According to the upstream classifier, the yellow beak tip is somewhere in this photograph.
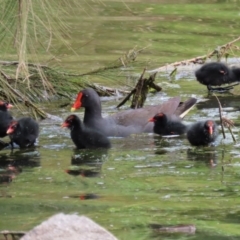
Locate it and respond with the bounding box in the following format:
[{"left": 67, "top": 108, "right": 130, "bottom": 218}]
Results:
[{"left": 71, "top": 108, "right": 76, "bottom": 112}]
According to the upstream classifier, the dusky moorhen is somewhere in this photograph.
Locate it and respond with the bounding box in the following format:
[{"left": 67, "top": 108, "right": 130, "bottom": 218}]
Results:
[
  {"left": 6, "top": 117, "right": 39, "bottom": 149},
  {"left": 0, "top": 101, "right": 13, "bottom": 111},
  {"left": 0, "top": 101, "right": 14, "bottom": 138},
  {"left": 61, "top": 114, "right": 111, "bottom": 149},
  {"left": 195, "top": 62, "right": 240, "bottom": 92},
  {"left": 149, "top": 112, "right": 187, "bottom": 136},
  {"left": 187, "top": 120, "right": 218, "bottom": 146},
  {"left": 71, "top": 88, "right": 197, "bottom": 137}
]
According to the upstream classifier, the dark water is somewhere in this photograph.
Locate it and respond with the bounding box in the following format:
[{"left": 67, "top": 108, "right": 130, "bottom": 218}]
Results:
[{"left": 1, "top": 1, "right": 240, "bottom": 240}]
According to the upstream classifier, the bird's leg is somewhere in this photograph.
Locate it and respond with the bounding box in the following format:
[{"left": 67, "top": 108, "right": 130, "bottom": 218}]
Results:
[{"left": 10, "top": 141, "right": 14, "bottom": 151}]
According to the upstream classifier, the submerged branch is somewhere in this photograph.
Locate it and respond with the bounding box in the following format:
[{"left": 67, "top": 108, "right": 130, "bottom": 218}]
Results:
[{"left": 117, "top": 69, "right": 161, "bottom": 109}]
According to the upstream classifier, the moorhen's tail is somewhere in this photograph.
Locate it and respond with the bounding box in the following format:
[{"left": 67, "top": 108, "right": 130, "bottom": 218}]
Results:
[
  {"left": 175, "top": 98, "right": 197, "bottom": 119},
  {"left": 231, "top": 67, "right": 240, "bottom": 83}
]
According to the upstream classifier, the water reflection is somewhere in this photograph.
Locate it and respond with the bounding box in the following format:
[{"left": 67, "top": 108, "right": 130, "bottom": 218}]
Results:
[
  {"left": 154, "top": 135, "right": 187, "bottom": 155},
  {"left": 197, "top": 95, "right": 240, "bottom": 110},
  {"left": 69, "top": 193, "right": 100, "bottom": 201},
  {"left": 186, "top": 149, "right": 219, "bottom": 167},
  {"left": 0, "top": 140, "right": 9, "bottom": 151},
  {"left": 66, "top": 149, "right": 109, "bottom": 178},
  {"left": 0, "top": 149, "right": 40, "bottom": 186},
  {"left": 66, "top": 149, "right": 108, "bottom": 201},
  {"left": 0, "top": 164, "right": 22, "bottom": 184}
]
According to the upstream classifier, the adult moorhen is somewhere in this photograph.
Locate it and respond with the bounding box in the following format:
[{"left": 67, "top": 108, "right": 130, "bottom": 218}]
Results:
[
  {"left": 71, "top": 88, "right": 197, "bottom": 137},
  {"left": 195, "top": 62, "right": 240, "bottom": 92},
  {"left": 0, "top": 101, "right": 14, "bottom": 138},
  {"left": 149, "top": 112, "right": 187, "bottom": 136},
  {"left": 6, "top": 117, "right": 39, "bottom": 149},
  {"left": 61, "top": 114, "right": 111, "bottom": 149},
  {"left": 187, "top": 120, "right": 218, "bottom": 146}
]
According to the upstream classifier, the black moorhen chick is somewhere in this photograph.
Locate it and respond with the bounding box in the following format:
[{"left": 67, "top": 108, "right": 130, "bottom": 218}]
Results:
[
  {"left": 71, "top": 88, "right": 197, "bottom": 137},
  {"left": 187, "top": 120, "right": 218, "bottom": 146},
  {"left": 0, "top": 101, "right": 13, "bottom": 111},
  {"left": 61, "top": 114, "right": 111, "bottom": 149},
  {"left": 6, "top": 117, "right": 39, "bottom": 149},
  {"left": 195, "top": 62, "right": 240, "bottom": 92},
  {"left": 149, "top": 112, "right": 187, "bottom": 136},
  {"left": 0, "top": 101, "right": 13, "bottom": 138}
]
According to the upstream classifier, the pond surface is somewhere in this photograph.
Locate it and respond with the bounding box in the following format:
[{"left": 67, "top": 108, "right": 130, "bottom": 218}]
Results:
[
  {"left": 1, "top": 92, "right": 240, "bottom": 240},
  {"left": 1, "top": 1, "right": 240, "bottom": 240}
]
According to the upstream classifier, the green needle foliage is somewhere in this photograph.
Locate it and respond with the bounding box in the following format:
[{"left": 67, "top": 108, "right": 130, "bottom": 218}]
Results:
[{"left": 0, "top": 0, "right": 85, "bottom": 118}]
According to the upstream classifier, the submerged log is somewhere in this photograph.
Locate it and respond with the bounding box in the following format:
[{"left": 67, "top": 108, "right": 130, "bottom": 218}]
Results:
[
  {"left": 0, "top": 230, "right": 26, "bottom": 239},
  {"left": 150, "top": 223, "right": 196, "bottom": 234}
]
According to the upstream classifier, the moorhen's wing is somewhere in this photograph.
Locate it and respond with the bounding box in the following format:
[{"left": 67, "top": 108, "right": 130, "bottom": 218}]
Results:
[
  {"left": 174, "top": 97, "right": 197, "bottom": 118},
  {"left": 111, "top": 97, "right": 181, "bottom": 129}
]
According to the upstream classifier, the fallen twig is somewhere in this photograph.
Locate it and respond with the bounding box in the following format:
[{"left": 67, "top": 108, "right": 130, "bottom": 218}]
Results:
[{"left": 148, "top": 36, "right": 240, "bottom": 74}]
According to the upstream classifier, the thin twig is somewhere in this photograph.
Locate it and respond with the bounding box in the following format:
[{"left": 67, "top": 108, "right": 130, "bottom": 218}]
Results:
[
  {"left": 214, "top": 94, "right": 236, "bottom": 142},
  {"left": 116, "top": 89, "right": 136, "bottom": 108},
  {"left": 213, "top": 94, "right": 226, "bottom": 139},
  {"left": 0, "top": 70, "right": 11, "bottom": 80},
  {"left": 228, "top": 126, "right": 236, "bottom": 142}
]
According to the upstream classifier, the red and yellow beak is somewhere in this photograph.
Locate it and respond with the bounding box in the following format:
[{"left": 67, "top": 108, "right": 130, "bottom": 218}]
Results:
[{"left": 71, "top": 92, "right": 83, "bottom": 111}]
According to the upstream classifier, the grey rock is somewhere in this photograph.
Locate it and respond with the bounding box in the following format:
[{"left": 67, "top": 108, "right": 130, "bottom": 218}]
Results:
[{"left": 21, "top": 213, "right": 117, "bottom": 240}]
